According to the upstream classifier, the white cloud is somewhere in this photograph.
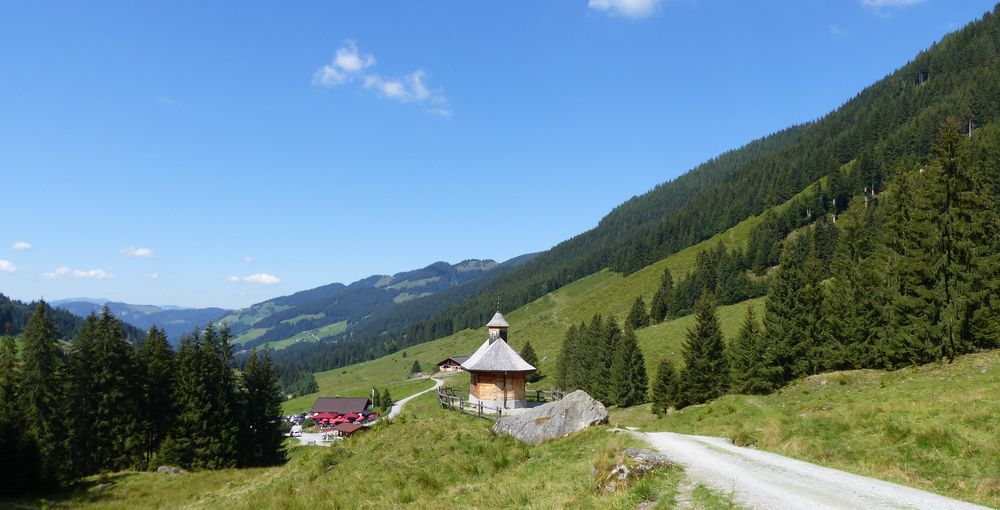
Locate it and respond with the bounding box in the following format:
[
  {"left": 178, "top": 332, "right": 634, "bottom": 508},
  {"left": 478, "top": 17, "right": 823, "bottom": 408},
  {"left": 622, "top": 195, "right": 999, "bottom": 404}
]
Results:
[
  {"left": 363, "top": 70, "right": 440, "bottom": 103},
  {"left": 860, "top": 0, "right": 923, "bottom": 7},
  {"left": 243, "top": 255, "right": 254, "bottom": 264},
  {"left": 829, "top": 24, "right": 847, "bottom": 36},
  {"left": 228, "top": 273, "right": 282, "bottom": 285},
  {"left": 146, "top": 273, "right": 160, "bottom": 279},
  {"left": 122, "top": 246, "right": 155, "bottom": 258},
  {"left": 0, "top": 260, "right": 17, "bottom": 273},
  {"left": 44, "top": 266, "right": 115, "bottom": 279},
  {"left": 314, "top": 41, "right": 449, "bottom": 116},
  {"left": 588, "top": 0, "right": 661, "bottom": 18},
  {"left": 11, "top": 241, "right": 31, "bottom": 251},
  {"left": 313, "top": 40, "right": 375, "bottom": 87}
]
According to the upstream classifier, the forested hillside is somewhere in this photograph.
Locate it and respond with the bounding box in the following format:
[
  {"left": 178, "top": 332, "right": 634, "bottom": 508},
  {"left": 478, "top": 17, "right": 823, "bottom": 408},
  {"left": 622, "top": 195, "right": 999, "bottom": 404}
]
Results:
[
  {"left": 0, "top": 294, "right": 145, "bottom": 343},
  {"left": 53, "top": 300, "right": 230, "bottom": 345},
  {"left": 214, "top": 258, "right": 524, "bottom": 352},
  {"left": 272, "top": 5, "right": 1000, "bottom": 379}
]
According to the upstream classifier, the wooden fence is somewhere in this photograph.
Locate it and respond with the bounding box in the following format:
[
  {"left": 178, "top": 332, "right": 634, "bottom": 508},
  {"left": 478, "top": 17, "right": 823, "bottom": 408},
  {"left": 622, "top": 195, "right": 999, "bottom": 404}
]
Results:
[{"left": 436, "top": 386, "right": 565, "bottom": 420}]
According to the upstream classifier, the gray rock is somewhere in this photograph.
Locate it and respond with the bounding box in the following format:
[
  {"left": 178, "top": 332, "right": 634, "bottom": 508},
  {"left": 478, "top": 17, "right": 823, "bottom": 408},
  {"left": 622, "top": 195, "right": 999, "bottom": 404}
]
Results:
[
  {"left": 156, "top": 465, "right": 186, "bottom": 475},
  {"left": 493, "top": 390, "right": 608, "bottom": 445},
  {"left": 623, "top": 447, "right": 673, "bottom": 475}
]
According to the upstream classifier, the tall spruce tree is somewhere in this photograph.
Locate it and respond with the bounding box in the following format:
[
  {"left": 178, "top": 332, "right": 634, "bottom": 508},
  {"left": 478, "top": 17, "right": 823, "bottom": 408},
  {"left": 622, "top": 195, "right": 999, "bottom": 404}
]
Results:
[
  {"left": 381, "top": 388, "right": 392, "bottom": 413},
  {"left": 888, "top": 118, "right": 1000, "bottom": 364},
  {"left": 626, "top": 296, "right": 650, "bottom": 330},
  {"left": 609, "top": 324, "right": 648, "bottom": 407},
  {"left": 90, "top": 307, "right": 142, "bottom": 472},
  {"left": 649, "top": 268, "right": 675, "bottom": 323},
  {"left": 677, "top": 296, "right": 730, "bottom": 407},
  {"left": 19, "top": 300, "right": 66, "bottom": 485},
  {"left": 136, "top": 325, "right": 175, "bottom": 469},
  {"left": 589, "top": 315, "right": 620, "bottom": 403},
  {"left": 727, "top": 304, "right": 771, "bottom": 394},
  {"left": 0, "top": 333, "right": 43, "bottom": 495},
  {"left": 520, "top": 341, "right": 541, "bottom": 383},
  {"left": 240, "top": 347, "right": 286, "bottom": 467},
  {"left": 650, "top": 357, "right": 679, "bottom": 416},
  {"left": 64, "top": 314, "right": 100, "bottom": 476},
  {"left": 762, "top": 235, "right": 812, "bottom": 386}
]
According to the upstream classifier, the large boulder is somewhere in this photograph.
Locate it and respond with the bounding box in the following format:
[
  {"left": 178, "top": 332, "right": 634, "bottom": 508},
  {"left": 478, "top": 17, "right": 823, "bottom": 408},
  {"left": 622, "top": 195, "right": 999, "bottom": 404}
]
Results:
[{"left": 493, "top": 390, "right": 608, "bottom": 445}]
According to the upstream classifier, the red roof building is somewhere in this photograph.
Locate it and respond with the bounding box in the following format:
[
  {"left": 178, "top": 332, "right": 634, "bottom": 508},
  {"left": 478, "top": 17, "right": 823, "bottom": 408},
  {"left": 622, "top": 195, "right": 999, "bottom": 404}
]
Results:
[{"left": 310, "top": 397, "right": 371, "bottom": 415}]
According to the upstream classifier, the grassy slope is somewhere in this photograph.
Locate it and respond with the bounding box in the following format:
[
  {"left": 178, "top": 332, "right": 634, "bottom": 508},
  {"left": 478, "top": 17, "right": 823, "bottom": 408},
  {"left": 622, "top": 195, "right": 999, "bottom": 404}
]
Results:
[
  {"left": 31, "top": 393, "right": 689, "bottom": 510},
  {"left": 233, "top": 321, "right": 347, "bottom": 352},
  {"left": 288, "top": 207, "right": 771, "bottom": 413},
  {"left": 609, "top": 350, "right": 1000, "bottom": 507}
]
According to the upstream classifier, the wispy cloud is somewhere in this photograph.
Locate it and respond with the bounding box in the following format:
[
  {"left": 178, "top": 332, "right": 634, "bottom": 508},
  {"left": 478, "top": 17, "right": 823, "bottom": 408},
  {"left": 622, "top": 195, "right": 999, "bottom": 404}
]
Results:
[
  {"left": 829, "top": 24, "right": 847, "bottom": 36},
  {"left": 11, "top": 241, "right": 31, "bottom": 251},
  {"left": 122, "top": 246, "right": 155, "bottom": 258},
  {"left": 44, "top": 266, "right": 115, "bottom": 279},
  {"left": 0, "top": 260, "right": 17, "bottom": 273},
  {"left": 228, "top": 273, "right": 282, "bottom": 285},
  {"left": 314, "top": 40, "right": 450, "bottom": 117},
  {"left": 157, "top": 95, "right": 178, "bottom": 106},
  {"left": 313, "top": 40, "right": 376, "bottom": 87},
  {"left": 145, "top": 273, "right": 160, "bottom": 280},
  {"left": 588, "top": 0, "right": 661, "bottom": 18},
  {"left": 243, "top": 255, "right": 254, "bottom": 264}
]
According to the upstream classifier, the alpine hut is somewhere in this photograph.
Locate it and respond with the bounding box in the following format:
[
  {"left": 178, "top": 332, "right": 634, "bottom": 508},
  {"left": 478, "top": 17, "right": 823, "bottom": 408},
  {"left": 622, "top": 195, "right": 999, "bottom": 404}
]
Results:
[{"left": 461, "top": 310, "right": 536, "bottom": 409}]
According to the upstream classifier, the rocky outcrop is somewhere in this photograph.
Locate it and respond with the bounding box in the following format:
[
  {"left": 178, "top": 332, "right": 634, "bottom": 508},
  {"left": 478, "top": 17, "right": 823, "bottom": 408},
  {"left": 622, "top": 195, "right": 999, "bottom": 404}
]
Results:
[
  {"left": 493, "top": 390, "right": 608, "bottom": 445},
  {"left": 596, "top": 448, "right": 675, "bottom": 495},
  {"left": 156, "top": 465, "right": 186, "bottom": 475}
]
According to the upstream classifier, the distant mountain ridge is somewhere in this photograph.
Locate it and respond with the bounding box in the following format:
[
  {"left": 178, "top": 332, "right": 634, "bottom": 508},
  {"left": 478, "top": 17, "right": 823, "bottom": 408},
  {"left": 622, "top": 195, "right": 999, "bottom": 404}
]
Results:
[
  {"left": 219, "top": 258, "right": 519, "bottom": 350},
  {"left": 53, "top": 300, "right": 230, "bottom": 345}
]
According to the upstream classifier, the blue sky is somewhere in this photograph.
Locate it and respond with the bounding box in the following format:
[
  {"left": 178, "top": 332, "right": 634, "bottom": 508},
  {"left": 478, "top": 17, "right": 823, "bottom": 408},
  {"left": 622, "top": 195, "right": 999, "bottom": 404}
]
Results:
[{"left": 0, "top": 0, "right": 994, "bottom": 309}]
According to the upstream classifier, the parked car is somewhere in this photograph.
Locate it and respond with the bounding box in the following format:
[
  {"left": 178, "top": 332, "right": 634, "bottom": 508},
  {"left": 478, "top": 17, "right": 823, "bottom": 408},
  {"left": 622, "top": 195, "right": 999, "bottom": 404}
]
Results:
[{"left": 290, "top": 424, "right": 302, "bottom": 437}]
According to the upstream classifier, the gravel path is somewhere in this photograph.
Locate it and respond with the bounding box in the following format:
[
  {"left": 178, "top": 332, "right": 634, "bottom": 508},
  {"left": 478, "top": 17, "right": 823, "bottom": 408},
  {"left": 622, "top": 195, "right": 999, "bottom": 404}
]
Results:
[
  {"left": 386, "top": 377, "right": 443, "bottom": 419},
  {"left": 642, "top": 431, "right": 990, "bottom": 510}
]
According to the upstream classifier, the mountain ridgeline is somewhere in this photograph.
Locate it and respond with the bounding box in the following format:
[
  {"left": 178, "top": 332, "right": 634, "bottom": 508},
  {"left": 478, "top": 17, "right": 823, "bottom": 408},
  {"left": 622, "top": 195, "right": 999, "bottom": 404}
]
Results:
[
  {"left": 219, "top": 258, "right": 520, "bottom": 351},
  {"left": 269, "top": 6, "right": 1000, "bottom": 377},
  {"left": 52, "top": 300, "right": 229, "bottom": 345}
]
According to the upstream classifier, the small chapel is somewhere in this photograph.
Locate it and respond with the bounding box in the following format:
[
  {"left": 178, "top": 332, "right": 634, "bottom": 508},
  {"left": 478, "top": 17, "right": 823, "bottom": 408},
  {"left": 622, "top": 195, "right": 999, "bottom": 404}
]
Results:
[{"left": 460, "top": 310, "right": 536, "bottom": 409}]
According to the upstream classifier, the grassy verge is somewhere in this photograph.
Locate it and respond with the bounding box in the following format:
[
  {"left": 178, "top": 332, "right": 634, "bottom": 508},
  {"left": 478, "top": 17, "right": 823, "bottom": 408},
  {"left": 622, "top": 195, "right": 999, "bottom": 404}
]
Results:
[
  {"left": 282, "top": 376, "right": 435, "bottom": 414},
  {"left": 610, "top": 350, "right": 1000, "bottom": 507},
  {"left": 23, "top": 392, "right": 684, "bottom": 509}
]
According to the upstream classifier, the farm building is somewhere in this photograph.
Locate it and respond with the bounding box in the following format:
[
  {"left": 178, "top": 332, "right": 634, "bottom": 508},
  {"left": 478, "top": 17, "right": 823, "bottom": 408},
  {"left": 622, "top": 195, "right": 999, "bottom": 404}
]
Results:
[
  {"left": 331, "top": 422, "right": 365, "bottom": 437},
  {"left": 461, "top": 311, "right": 536, "bottom": 409},
  {"left": 310, "top": 397, "right": 371, "bottom": 415},
  {"left": 436, "top": 355, "right": 469, "bottom": 372}
]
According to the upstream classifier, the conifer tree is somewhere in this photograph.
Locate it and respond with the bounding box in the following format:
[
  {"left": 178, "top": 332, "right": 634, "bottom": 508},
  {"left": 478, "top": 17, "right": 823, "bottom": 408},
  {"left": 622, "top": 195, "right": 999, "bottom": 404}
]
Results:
[
  {"left": 627, "top": 296, "right": 650, "bottom": 330},
  {"left": 381, "top": 388, "right": 392, "bottom": 413},
  {"left": 727, "top": 304, "right": 771, "bottom": 394},
  {"left": 589, "top": 315, "right": 620, "bottom": 403},
  {"left": 0, "top": 334, "right": 43, "bottom": 495},
  {"left": 556, "top": 323, "right": 585, "bottom": 391},
  {"left": 609, "top": 324, "right": 648, "bottom": 407},
  {"left": 649, "top": 268, "right": 675, "bottom": 323},
  {"left": 677, "top": 296, "right": 730, "bottom": 407},
  {"left": 158, "top": 335, "right": 204, "bottom": 469},
  {"left": 888, "top": 118, "right": 1000, "bottom": 364},
  {"left": 650, "top": 357, "right": 679, "bottom": 416},
  {"left": 90, "top": 307, "right": 142, "bottom": 472},
  {"left": 19, "top": 300, "right": 66, "bottom": 485},
  {"left": 762, "top": 235, "right": 812, "bottom": 386},
  {"left": 520, "top": 341, "right": 541, "bottom": 383},
  {"left": 240, "top": 347, "right": 286, "bottom": 466},
  {"left": 136, "top": 325, "right": 175, "bottom": 469},
  {"left": 372, "top": 387, "right": 381, "bottom": 409},
  {"left": 64, "top": 314, "right": 100, "bottom": 476},
  {"left": 410, "top": 360, "right": 422, "bottom": 375}
]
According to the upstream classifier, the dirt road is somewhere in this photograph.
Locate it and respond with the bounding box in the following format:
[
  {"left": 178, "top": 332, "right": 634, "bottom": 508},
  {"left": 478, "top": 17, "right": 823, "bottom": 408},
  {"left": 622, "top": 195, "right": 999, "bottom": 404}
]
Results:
[{"left": 642, "top": 431, "right": 990, "bottom": 510}]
